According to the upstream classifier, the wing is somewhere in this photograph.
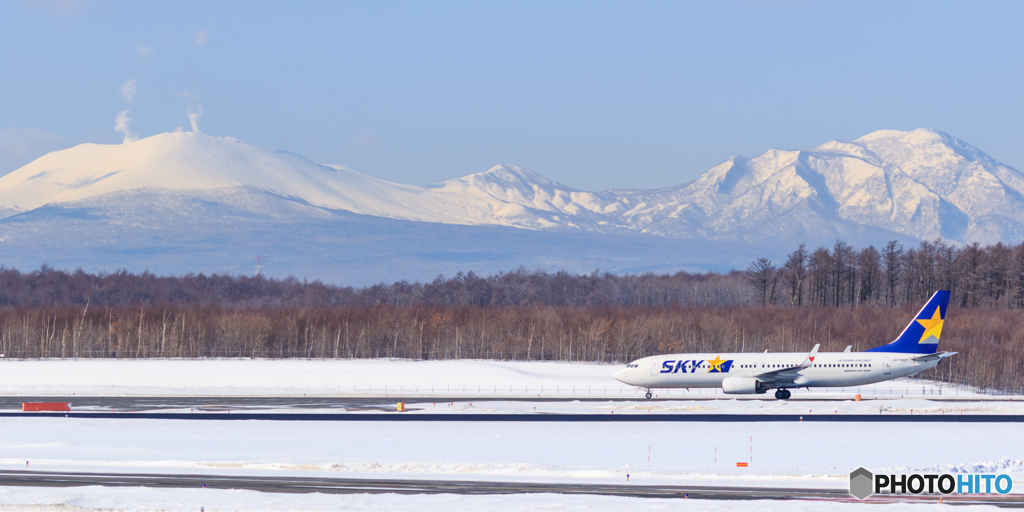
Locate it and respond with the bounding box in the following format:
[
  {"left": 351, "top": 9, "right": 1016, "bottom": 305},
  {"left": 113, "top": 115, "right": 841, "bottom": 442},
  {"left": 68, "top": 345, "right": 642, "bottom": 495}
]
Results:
[
  {"left": 753, "top": 367, "right": 804, "bottom": 388},
  {"left": 753, "top": 344, "right": 819, "bottom": 388}
]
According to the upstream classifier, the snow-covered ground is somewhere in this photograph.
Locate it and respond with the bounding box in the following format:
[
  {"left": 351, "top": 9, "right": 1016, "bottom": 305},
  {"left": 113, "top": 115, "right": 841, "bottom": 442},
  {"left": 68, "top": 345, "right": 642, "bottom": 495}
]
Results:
[
  {"left": 0, "top": 358, "right": 993, "bottom": 399},
  {"left": 0, "top": 486, "right": 1003, "bottom": 512},
  {"left": 0, "top": 417, "right": 1021, "bottom": 510},
  {"left": 1, "top": 417, "right": 1021, "bottom": 485}
]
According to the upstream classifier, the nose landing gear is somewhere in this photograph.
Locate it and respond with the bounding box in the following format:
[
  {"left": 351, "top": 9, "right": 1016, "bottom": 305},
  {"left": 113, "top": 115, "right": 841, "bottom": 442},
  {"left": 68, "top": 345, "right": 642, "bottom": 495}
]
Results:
[
  {"left": 774, "top": 389, "right": 791, "bottom": 400},
  {"left": 645, "top": 390, "right": 653, "bottom": 399}
]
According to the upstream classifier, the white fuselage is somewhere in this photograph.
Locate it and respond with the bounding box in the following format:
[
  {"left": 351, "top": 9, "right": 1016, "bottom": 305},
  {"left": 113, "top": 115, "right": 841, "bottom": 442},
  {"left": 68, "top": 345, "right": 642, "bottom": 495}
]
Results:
[{"left": 613, "top": 351, "right": 940, "bottom": 390}]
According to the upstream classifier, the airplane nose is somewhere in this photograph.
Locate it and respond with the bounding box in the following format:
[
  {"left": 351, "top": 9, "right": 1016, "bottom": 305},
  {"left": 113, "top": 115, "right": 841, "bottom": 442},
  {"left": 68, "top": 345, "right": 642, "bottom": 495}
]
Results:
[{"left": 613, "top": 368, "right": 628, "bottom": 383}]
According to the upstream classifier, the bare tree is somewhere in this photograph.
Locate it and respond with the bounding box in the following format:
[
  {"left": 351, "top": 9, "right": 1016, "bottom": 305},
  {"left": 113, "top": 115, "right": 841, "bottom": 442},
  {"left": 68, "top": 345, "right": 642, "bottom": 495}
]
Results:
[
  {"left": 808, "top": 247, "right": 832, "bottom": 306},
  {"left": 746, "top": 258, "right": 778, "bottom": 307},
  {"left": 783, "top": 244, "right": 807, "bottom": 306},
  {"left": 883, "top": 240, "right": 903, "bottom": 306},
  {"left": 831, "top": 240, "right": 854, "bottom": 306},
  {"left": 857, "top": 246, "right": 882, "bottom": 305}
]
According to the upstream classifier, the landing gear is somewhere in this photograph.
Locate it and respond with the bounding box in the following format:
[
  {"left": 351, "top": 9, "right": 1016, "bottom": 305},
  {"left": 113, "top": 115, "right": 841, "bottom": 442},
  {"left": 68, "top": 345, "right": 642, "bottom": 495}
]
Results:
[
  {"left": 774, "top": 389, "right": 791, "bottom": 400},
  {"left": 645, "top": 390, "right": 653, "bottom": 399}
]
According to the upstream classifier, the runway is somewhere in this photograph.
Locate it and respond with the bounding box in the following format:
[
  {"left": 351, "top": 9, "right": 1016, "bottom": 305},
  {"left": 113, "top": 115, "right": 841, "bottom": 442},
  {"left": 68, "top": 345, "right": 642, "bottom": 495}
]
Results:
[
  {"left": 0, "top": 470, "right": 1020, "bottom": 507},
  {"left": 0, "top": 395, "right": 1014, "bottom": 412},
  {"left": 1, "top": 395, "right": 1019, "bottom": 421},
  {"left": 1, "top": 411, "right": 1022, "bottom": 421}
]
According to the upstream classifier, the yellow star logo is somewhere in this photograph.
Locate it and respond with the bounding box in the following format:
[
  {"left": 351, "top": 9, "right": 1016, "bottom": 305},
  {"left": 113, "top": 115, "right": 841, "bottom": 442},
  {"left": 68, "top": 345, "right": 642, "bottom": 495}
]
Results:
[
  {"left": 707, "top": 355, "right": 726, "bottom": 372},
  {"left": 916, "top": 308, "right": 944, "bottom": 343}
]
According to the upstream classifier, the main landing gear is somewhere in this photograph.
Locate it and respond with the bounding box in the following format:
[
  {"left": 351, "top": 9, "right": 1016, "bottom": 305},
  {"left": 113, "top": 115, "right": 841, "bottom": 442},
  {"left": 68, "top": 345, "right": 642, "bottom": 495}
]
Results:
[
  {"left": 774, "top": 389, "right": 791, "bottom": 400},
  {"left": 645, "top": 389, "right": 653, "bottom": 399}
]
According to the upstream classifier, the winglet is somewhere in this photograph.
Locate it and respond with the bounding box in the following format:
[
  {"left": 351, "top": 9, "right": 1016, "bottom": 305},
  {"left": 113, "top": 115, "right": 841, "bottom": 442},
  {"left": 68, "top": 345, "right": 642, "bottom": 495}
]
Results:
[{"left": 799, "top": 344, "right": 820, "bottom": 368}]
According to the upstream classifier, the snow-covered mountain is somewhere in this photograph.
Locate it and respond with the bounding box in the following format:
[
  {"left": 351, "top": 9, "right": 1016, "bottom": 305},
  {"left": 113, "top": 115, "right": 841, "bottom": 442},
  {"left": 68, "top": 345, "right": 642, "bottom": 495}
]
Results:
[
  {"left": 0, "top": 128, "right": 1019, "bottom": 283},
  {"left": 0, "top": 132, "right": 624, "bottom": 231},
  {"left": 645, "top": 129, "right": 1024, "bottom": 244},
  {"left": 442, "top": 128, "right": 1024, "bottom": 244}
]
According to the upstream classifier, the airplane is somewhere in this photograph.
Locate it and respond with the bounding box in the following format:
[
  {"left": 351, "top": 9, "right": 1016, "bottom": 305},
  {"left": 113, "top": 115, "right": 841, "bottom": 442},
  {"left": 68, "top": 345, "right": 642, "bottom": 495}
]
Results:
[{"left": 613, "top": 290, "right": 955, "bottom": 399}]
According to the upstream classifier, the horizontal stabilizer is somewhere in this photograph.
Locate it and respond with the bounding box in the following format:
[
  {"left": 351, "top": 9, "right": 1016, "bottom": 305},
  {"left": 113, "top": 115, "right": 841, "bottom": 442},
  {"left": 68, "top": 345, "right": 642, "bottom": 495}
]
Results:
[{"left": 912, "top": 351, "right": 957, "bottom": 363}]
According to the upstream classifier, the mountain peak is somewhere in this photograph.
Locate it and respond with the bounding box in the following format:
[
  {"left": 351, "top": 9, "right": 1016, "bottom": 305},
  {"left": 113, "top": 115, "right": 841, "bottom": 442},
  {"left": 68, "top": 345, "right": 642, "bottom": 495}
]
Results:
[
  {"left": 855, "top": 128, "right": 943, "bottom": 144},
  {"left": 446, "top": 164, "right": 567, "bottom": 190},
  {"left": 0, "top": 131, "right": 406, "bottom": 215},
  {"left": 849, "top": 128, "right": 1000, "bottom": 168}
]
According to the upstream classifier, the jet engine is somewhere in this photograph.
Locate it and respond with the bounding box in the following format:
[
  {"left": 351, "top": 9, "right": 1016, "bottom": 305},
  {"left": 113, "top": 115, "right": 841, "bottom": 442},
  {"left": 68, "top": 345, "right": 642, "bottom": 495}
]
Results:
[{"left": 722, "top": 376, "right": 766, "bottom": 394}]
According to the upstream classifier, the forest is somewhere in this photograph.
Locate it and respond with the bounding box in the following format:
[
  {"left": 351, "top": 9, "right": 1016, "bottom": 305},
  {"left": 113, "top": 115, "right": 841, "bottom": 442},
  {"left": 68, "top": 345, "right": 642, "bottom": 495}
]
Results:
[{"left": 0, "top": 238, "right": 1022, "bottom": 393}]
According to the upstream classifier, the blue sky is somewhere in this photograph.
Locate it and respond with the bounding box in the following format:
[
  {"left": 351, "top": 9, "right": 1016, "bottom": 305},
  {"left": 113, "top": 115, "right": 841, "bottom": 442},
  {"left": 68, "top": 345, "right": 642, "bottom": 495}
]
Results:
[{"left": 1, "top": 0, "right": 1022, "bottom": 190}]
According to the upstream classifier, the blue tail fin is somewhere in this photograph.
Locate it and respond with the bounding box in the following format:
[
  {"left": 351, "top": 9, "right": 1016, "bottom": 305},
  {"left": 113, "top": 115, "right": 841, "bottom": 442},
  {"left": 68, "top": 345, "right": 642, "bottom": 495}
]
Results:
[{"left": 866, "top": 291, "right": 949, "bottom": 354}]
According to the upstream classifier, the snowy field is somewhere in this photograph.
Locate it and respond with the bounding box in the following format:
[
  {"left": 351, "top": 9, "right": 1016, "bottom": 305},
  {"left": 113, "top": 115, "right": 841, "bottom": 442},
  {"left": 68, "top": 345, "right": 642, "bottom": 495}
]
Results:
[{"left": 0, "top": 358, "right": 993, "bottom": 399}]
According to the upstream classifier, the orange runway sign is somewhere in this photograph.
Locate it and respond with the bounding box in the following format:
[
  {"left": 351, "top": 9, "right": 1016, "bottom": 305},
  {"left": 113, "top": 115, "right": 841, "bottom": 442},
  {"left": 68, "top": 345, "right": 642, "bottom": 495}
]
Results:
[{"left": 22, "top": 402, "right": 70, "bottom": 412}]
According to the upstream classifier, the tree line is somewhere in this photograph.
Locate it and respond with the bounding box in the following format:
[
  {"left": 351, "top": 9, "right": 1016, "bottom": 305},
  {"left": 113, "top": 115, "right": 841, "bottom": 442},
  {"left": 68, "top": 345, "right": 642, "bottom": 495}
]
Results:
[
  {"left": 8, "top": 238, "right": 1023, "bottom": 311},
  {"left": 2, "top": 237, "right": 1024, "bottom": 394},
  {"left": 747, "top": 239, "right": 1024, "bottom": 309},
  {"left": 0, "top": 264, "right": 748, "bottom": 309},
  {"left": 0, "top": 301, "right": 1018, "bottom": 393}
]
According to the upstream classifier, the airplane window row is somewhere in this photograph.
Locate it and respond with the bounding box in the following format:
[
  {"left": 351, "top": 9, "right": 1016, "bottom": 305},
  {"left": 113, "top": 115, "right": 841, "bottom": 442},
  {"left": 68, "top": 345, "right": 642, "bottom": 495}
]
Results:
[
  {"left": 625, "top": 361, "right": 875, "bottom": 370},
  {"left": 733, "top": 363, "right": 873, "bottom": 369}
]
